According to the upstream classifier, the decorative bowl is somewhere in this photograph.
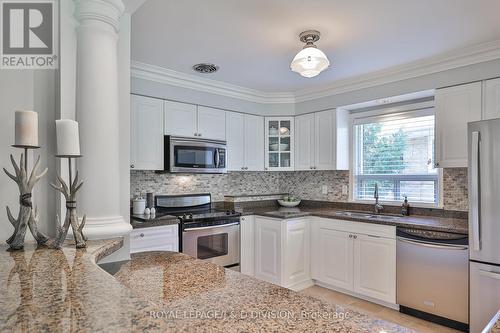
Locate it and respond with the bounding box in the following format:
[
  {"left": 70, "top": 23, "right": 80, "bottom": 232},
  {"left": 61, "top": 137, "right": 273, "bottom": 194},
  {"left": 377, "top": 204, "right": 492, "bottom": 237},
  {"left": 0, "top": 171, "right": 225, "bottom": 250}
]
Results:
[{"left": 277, "top": 199, "right": 301, "bottom": 207}]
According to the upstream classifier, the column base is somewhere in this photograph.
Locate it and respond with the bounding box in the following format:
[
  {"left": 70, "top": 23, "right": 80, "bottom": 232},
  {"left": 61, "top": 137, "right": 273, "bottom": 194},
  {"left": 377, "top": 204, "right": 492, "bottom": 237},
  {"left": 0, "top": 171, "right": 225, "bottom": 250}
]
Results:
[{"left": 79, "top": 216, "right": 132, "bottom": 239}]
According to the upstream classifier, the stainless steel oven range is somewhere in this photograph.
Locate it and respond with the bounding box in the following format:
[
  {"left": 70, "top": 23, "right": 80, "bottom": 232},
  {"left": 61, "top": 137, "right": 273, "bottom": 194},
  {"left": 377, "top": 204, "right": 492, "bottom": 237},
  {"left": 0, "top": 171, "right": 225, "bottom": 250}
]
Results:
[{"left": 154, "top": 193, "right": 240, "bottom": 268}]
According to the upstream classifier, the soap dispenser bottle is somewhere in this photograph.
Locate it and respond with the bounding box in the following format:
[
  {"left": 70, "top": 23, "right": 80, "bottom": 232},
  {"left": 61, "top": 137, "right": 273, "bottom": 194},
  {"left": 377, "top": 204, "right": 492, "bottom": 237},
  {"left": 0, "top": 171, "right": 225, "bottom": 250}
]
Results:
[{"left": 401, "top": 196, "right": 410, "bottom": 216}]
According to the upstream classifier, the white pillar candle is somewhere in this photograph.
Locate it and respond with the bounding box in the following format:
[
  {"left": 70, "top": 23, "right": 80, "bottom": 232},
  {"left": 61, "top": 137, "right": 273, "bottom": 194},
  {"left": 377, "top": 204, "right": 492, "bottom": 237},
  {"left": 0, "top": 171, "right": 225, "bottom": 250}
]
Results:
[
  {"left": 15, "top": 110, "right": 38, "bottom": 147},
  {"left": 56, "top": 119, "right": 81, "bottom": 156}
]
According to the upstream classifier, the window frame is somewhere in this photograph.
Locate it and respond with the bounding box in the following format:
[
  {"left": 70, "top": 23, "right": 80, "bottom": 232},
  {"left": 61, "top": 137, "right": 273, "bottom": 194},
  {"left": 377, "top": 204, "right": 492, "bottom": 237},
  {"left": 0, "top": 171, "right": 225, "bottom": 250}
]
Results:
[{"left": 348, "top": 101, "right": 443, "bottom": 208}]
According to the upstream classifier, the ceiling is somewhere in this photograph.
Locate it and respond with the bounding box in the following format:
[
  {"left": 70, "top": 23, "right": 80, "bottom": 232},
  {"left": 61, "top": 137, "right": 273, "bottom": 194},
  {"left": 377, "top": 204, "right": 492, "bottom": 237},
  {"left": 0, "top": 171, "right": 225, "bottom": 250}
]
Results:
[{"left": 131, "top": 0, "right": 500, "bottom": 93}]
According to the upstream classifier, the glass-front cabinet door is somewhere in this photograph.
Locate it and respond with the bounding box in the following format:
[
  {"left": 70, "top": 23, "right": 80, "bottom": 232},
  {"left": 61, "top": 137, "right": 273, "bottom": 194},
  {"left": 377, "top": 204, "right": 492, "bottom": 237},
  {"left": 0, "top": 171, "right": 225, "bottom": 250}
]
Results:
[{"left": 265, "top": 117, "right": 294, "bottom": 171}]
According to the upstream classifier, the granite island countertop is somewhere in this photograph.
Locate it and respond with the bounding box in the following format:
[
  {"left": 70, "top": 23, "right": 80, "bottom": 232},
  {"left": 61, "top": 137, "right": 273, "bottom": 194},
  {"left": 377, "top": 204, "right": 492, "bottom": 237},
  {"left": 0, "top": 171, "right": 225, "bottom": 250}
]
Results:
[
  {"left": 484, "top": 310, "right": 500, "bottom": 333},
  {"left": 236, "top": 205, "right": 468, "bottom": 235},
  {"left": 0, "top": 239, "right": 416, "bottom": 332}
]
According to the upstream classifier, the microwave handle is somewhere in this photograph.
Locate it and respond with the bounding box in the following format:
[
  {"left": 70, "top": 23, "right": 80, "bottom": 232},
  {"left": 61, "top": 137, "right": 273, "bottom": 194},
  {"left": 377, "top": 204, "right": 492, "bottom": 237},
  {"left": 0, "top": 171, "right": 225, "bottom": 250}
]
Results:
[{"left": 215, "top": 149, "right": 220, "bottom": 168}]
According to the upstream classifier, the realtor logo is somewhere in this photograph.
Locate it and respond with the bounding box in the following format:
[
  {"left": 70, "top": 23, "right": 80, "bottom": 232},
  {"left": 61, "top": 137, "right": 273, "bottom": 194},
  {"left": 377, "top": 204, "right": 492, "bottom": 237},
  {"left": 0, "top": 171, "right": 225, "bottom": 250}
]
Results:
[{"left": 1, "top": 0, "right": 58, "bottom": 69}]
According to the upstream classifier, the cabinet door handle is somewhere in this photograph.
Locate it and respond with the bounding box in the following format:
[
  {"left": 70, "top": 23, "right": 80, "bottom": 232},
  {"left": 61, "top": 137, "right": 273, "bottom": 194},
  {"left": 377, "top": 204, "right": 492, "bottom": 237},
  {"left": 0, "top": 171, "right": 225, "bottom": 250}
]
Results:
[
  {"left": 140, "top": 233, "right": 144, "bottom": 238},
  {"left": 198, "top": 133, "right": 202, "bottom": 137},
  {"left": 353, "top": 235, "right": 357, "bottom": 239},
  {"left": 130, "top": 164, "right": 135, "bottom": 169},
  {"left": 348, "top": 234, "right": 352, "bottom": 238}
]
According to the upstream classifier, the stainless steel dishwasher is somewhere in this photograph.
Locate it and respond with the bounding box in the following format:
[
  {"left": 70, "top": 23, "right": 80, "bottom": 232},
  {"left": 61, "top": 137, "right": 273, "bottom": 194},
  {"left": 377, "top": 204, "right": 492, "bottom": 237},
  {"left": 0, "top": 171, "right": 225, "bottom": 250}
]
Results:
[{"left": 396, "top": 227, "right": 469, "bottom": 332}]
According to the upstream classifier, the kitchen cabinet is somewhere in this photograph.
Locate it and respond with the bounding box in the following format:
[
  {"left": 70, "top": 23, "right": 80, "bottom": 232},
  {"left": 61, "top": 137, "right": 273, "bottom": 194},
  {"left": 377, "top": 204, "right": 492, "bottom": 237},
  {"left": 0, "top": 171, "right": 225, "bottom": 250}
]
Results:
[
  {"left": 197, "top": 106, "right": 226, "bottom": 140},
  {"left": 254, "top": 216, "right": 312, "bottom": 290},
  {"left": 295, "top": 113, "right": 315, "bottom": 170},
  {"left": 240, "top": 215, "right": 255, "bottom": 276},
  {"left": 435, "top": 82, "right": 482, "bottom": 168},
  {"left": 164, "top": 101, "right": 226, "bottom": 140},
  {"left": 353, "top": 234, "right": 396, "bottom": 303},
  {"left": 265, "top": 117, "right": 294, "bottom": 171},
  {"left": 310, "top": 228, "right": 353, "bottom": 290},
  {"left": 130, "top": 95, "right": 164, "bottom": 170},
  {"left": 483, "top": 77, "right": 500, "bottom": 120},
  {"left": 295, "top": 109, "right": 349, "bottom": 171},
  {"left": 310, "top": 218, "right": 396, "bottom": 304},
  {"left": 226, "top": 112, "right": 264, "bottom": 171},
  {"left": 164, "top": 100, "right": 197, "bottom": 138},
  {"left": 130, "top": 224, "right": 179, "bottom": 254}
]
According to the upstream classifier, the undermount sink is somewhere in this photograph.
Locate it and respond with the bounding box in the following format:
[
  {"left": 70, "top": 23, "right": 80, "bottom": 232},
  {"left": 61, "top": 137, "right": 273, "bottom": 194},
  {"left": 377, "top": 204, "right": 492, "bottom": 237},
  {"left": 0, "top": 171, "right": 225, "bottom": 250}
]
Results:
[{"left": 335, "top": 211, "right": 402, "bottom": 221}]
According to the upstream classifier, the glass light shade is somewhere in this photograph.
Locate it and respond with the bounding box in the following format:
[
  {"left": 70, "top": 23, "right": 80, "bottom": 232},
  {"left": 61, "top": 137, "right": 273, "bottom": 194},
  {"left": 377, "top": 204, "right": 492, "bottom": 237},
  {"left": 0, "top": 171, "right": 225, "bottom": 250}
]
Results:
[{"left": 290, "top": 46, "right": 330, "bottom": 78}]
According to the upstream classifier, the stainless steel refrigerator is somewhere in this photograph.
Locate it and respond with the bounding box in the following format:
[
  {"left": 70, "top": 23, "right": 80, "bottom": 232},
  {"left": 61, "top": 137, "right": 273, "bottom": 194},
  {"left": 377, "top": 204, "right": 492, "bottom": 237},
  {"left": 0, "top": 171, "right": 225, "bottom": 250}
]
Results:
[{"left": 468, "top": 118, "right": 500, "bottom": 333}]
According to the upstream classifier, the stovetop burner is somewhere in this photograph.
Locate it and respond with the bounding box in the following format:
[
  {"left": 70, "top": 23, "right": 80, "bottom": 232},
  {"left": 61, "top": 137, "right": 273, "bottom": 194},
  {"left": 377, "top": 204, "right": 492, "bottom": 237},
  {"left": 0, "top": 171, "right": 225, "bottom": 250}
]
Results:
[{"left": 153, "top": 193, "right": 240, "bottom": 228}]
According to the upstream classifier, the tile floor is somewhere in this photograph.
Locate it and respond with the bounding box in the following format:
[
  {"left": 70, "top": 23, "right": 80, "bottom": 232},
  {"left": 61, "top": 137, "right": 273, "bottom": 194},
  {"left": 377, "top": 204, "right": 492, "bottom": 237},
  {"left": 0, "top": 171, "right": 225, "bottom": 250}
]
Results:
[{"left": 300, "top": 286, "right": 461, "bottom": 333}]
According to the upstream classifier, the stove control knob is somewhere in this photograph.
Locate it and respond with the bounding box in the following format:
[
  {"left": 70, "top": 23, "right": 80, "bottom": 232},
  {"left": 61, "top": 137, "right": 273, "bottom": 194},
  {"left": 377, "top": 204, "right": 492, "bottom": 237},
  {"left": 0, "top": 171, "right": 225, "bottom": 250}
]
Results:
[
  {"left": 225, "top": 210, "right": 230, "bottom": 215},
  {"left": 231, "top": 210, "right": 236, "bottom": 214}
]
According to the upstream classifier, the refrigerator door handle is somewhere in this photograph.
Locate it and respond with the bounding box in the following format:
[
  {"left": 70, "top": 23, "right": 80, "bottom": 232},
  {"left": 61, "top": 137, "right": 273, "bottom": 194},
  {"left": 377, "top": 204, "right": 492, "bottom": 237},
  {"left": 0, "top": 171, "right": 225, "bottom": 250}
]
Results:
[
  {"left": 479, "top": 269, "right": 500, "bottom": 280},
  {"left": 470, "top": 131, "right": 481, "bottom": 252}
]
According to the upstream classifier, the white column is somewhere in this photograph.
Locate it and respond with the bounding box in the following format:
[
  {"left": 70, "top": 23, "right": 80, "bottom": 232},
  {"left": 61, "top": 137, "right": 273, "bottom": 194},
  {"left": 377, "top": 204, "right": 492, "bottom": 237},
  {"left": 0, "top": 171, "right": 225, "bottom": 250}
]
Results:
[{"left": 73, "top": 0, "right": 131, "bottom": 240}]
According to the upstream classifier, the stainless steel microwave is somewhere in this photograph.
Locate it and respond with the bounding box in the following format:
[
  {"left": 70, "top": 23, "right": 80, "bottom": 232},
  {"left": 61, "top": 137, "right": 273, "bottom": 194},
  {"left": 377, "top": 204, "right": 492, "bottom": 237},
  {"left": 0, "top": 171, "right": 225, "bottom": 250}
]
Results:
[{"left": 164, "top": 136, "right": 227, "bottom": 173}]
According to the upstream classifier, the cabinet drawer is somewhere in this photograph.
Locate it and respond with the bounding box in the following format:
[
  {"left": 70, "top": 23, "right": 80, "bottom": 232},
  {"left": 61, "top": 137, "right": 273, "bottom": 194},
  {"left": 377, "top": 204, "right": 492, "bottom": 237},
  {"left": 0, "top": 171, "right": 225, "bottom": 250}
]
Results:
[
  {"left": 130, "top": 225, "right": 179, "bottom": 253},
  {"left": 312, "top": 217, "right": 395, "bottom": 239}
]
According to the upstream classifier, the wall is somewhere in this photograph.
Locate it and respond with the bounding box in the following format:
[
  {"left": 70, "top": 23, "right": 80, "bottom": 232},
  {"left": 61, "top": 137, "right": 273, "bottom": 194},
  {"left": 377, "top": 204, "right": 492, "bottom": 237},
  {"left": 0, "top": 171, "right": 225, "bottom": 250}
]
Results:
[
  {"left": 131, "top": 168, "right": 468, "bottom": 211},
  {"left": 0, "top": 71, "right": 58, "bottom": 243}
]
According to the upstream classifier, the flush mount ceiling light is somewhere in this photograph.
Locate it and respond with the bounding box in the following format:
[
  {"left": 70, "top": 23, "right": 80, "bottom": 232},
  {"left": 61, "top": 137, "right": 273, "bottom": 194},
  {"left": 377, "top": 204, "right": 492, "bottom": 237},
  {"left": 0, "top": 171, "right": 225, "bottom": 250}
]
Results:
[
  {"left": 193, "top": 63, "right": 219, "bottom": 74},
  {"left": 290, "top": 30, "right": 330, "bottom": 78}
]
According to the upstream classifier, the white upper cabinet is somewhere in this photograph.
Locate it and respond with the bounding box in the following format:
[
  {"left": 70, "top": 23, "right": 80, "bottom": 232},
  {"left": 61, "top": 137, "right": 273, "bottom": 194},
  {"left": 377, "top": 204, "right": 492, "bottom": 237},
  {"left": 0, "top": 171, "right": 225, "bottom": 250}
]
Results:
[
  {"left": 295, "top": 109, "right": 349, "bottom": 171},
  {"left": 164, "top": 102, "right": 226, "bottom": 140},
  {"left": 483, "top": 77, "right": 500, "bottom": 120},
  {"left": 226, "top": 112, "right": 264, "bottom": 171},
  {"left": 244, "top": 114, "right": 265, "bottom": 171},
  {"left": 164, "top": 100, "right": 197, "bottom": 137},
  {"left": 435, "top": 82, "right": 482, "bottom": 168},
  {"left": 315, "top": 110, "right": 336, "bottom": 170},
  {"left": 130, "top": 95, "right": 164, "bottom": 170},
  {"left": 197, "top": 106, "right": 226, "bottom": 140},
  {"left": 265, "top": 117, "right": 294, "bottom": 171},
  {"left": 226, "top": 112, "right": 246, "bottom": 170},
  {"left": 295, "top": 113, "right": 315, "bottom": 171}
]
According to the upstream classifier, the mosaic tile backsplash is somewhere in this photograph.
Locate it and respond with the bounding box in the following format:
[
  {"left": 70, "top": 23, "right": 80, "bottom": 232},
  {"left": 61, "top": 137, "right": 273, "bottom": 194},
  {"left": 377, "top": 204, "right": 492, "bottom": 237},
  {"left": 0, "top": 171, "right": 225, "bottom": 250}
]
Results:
[{"left": 131, "top": 168, "right": 468, "bottom": 211}]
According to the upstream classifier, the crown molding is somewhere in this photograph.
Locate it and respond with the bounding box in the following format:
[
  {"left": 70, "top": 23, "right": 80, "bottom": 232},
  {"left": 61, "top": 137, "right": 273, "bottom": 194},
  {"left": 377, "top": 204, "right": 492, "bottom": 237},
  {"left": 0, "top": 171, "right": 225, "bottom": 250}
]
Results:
[
  {"left": 294, "top": 39, "right": 500, "bottom": 102},
  {"left": 131, "top": 61, "right": 296, "bottom": 104},
  {"left": 131, "top": 39, "right": 500, "bottom": 105}
]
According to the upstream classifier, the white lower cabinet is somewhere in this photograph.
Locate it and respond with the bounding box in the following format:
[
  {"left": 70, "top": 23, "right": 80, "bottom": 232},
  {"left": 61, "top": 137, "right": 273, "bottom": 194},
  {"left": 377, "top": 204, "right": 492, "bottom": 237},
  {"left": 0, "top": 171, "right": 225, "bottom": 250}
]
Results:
[
  {"left": 130, "top": 225, "right": 179, "bottom": 254},
  {"left": 254, "top": 217, "right": 311, "bottom": 290},
  {"left": 311, "top": 218, "right": 396, "bottom": 305},
  {"left": 311, "top": 228, "right": 354, "bottom": 290},
  {"left": 240, "top": 215, "right": 255, "bottom": 276},
  {"left": 353, "top": 234, "right": 396, "bottom": 303}
]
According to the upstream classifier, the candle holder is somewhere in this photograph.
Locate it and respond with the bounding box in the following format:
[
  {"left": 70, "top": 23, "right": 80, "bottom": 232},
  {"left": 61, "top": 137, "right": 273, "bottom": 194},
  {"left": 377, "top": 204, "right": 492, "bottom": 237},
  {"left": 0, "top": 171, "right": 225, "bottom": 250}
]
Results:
[
  {"left": 51, "top": 156, "right": 86, "bottom": 249},
  {"left": 3, "top": 146, "right": 50, "bottom": 250}
]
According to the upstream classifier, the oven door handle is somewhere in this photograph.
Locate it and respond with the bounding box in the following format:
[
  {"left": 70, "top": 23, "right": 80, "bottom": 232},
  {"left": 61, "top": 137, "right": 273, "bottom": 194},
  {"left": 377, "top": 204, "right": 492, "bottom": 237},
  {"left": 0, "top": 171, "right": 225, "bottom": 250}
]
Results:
[{"left": 184, "top": 222, "right": 239, "bottom": 232}]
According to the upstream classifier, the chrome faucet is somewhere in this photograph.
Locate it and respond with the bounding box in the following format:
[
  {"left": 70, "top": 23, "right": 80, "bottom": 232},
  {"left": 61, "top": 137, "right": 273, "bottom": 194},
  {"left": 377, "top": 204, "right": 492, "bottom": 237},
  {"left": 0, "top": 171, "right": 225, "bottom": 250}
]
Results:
[{"left": 374, "top": 183, "right": 383, "bottom": 214}]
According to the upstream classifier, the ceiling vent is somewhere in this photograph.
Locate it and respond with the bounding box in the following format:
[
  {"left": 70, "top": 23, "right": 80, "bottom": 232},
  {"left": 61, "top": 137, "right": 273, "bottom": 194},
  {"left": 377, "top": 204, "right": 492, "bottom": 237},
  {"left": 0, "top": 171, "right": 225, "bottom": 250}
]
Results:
[{"left": 193, "top": 63, "right": 219, "bottom": 74}]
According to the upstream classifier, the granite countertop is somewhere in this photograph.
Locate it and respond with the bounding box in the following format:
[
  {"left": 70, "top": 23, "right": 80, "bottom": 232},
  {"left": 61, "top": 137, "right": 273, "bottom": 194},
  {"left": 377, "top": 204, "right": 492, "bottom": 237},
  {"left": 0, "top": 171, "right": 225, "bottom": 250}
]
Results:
[
  {"left": 130, "top": 213, "right": 179, "bottom": 229},
  {"left": 238, "top": 205, "right": 468, "bottom": 234},
  {"left": 484, "top": 310, "right": 500, "bottom": 333},
  {"left": 0, "top": 239, "right": 415, "bottom": 332}
]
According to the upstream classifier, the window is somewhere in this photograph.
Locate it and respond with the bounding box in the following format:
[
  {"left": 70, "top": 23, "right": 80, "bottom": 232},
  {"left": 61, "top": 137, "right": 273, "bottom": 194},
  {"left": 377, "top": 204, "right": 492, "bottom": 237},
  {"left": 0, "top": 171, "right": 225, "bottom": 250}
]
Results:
[{"left": 353, "top": 109, "right": 438, "bottom": 205}]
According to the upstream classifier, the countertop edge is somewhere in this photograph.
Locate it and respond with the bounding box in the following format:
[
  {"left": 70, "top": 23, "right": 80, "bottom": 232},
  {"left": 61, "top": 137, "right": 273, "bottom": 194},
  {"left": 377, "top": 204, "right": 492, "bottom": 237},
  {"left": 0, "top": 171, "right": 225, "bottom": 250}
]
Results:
[{"left": 241, "top": 210, "right": 468, "bottom": 235}]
